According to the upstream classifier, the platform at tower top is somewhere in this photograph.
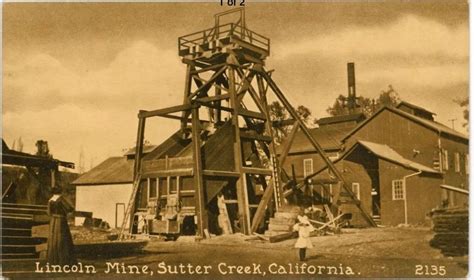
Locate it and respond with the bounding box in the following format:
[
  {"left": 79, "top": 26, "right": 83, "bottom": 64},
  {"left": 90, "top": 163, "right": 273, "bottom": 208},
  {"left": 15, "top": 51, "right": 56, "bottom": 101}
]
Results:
[{"left": 178, "top": 22, "right": 270, "bottom": 63}]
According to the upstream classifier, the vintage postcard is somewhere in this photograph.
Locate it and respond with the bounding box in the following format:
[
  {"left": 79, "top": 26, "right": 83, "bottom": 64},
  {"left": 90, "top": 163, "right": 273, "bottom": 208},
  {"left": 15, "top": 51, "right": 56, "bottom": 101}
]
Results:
[{"left": 1, "top": 1, "right": 470, "bottom": 279}]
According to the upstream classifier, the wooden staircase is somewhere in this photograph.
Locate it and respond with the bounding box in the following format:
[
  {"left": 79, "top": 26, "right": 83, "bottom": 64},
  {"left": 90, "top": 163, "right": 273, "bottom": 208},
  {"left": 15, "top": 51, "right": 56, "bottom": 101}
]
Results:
[{"left": 1, "top": 203, "right": 49, "bottom": 261}]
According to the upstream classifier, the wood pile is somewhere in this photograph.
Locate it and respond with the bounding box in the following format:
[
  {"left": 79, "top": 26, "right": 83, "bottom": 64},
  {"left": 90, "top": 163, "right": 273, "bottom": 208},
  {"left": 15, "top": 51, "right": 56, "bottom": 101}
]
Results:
[
  {"left": 261, "top": 207, "right": 299, "bottom": 243},
  {"left": 429, "top": 208, "right": 468, "bottom": 256}
]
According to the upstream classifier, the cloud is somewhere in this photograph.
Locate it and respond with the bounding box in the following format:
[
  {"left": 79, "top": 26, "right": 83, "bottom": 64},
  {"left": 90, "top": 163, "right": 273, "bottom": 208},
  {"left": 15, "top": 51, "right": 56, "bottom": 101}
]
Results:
[
  {"left": 274, "top": 15, "right": 468, "bottom": 60},
  {"left": 3, "top": 40, "right": 186, "bottom": 167},
  {"left": 3, "top": 40, "right": 185, "bottom": 113}
]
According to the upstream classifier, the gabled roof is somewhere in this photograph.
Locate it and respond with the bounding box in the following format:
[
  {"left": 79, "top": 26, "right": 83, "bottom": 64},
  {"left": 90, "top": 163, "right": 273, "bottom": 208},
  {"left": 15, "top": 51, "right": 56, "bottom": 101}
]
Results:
[
  {"left": 317, "top": 113, "right": 366, "bottom": 126},
  {"left": 341, "top": 106, "right": 468, "bottom": 142},
  {"left": 396, "top": 101, "right": 436, "bottom": 116},
  {"left": 312, "top": 140, "right": 440, "bottom": 177},
  {"left": 356, "top": 140, "right": 439, "bottom": 173},
  {"left": 277, "top": 125, "right": 355, "bottom": 154},
  {"left": 72, "top": 157, "right": 133, "bottom": 185}
]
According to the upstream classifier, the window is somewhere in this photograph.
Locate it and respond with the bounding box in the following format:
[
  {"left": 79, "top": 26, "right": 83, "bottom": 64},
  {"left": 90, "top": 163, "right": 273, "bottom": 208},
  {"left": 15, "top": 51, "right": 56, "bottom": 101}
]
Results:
[
  {"left": 148, "top": 178, "right": 157, "bottom": 199},
  {"left": 303, "top": 159, "right": 313, "bottom": 177},
  {"left": 351, "top": 182, "right": 360, "bottom": 200},
  {"left": 454, "top": 152, "right": 461, "bottom": 173},
  {"left": 466, "top": 154, "right": 469, "bottom": 175},
  {"left": 442, "top": 149, "right": 449, "bottom": 171},
  {"left": 392, "top": 179, "right": 404, "bottom": 200}
]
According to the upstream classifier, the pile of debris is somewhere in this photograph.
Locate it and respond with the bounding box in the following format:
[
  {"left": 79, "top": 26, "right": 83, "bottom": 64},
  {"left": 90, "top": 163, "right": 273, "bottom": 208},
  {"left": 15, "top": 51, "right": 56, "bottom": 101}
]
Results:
[{"left": 429, "top": 208, "right": 468, "bottom": 256}]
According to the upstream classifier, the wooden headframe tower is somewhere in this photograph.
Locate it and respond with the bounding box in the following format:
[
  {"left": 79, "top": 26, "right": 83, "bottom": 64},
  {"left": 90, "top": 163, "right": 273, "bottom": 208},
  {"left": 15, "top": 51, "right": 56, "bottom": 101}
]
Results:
[{"left": 120, "top": 8, "right": 375, "bottom": 239}]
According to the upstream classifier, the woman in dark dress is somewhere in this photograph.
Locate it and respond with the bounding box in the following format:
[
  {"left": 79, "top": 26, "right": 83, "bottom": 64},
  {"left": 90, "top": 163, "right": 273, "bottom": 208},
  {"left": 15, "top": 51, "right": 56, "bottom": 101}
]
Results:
[{"left": 47, "top": 187, "right": 77, "bottom": 265}]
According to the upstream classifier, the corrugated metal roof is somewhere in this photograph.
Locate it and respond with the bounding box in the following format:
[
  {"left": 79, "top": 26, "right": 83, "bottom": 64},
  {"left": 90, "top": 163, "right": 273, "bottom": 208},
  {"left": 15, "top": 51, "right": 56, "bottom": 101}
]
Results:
[
  {"left": 72, "top": 157, "right": 133, "bottom": 185},
  {"left": 342, "top": 106, "right": 468, "bottom": 141},
  {"left": 357, "top": 140, "right": 439, "bottom": 173}
]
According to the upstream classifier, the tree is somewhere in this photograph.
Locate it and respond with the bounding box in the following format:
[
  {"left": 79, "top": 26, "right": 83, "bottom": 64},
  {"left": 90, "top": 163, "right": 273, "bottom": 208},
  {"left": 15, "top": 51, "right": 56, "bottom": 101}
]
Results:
[
  {"left": 269, "top": 101, "right": 314, "bottom": 144},
  {"left": 454, "top": 97, "right": 469, "bottom": 128},
  {"left": 327, "top": 85, "right": 400, "bottom": 117}
]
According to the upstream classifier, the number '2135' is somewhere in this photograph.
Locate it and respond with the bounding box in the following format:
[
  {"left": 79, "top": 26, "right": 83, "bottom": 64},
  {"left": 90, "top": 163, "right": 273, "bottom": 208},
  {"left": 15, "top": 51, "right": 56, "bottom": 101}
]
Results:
[
  {"left": 415, "top": 265, "right": 446, "bottom": 276},
  {"left": 220, "top": 0, "right": 245, "bottom": 6}
]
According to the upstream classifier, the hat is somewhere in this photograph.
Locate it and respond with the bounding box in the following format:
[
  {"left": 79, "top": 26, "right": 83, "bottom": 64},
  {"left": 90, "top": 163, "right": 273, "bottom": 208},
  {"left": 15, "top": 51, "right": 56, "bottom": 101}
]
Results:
[{"left": 297, "top": 215, "right": 310, "bottom": 225}]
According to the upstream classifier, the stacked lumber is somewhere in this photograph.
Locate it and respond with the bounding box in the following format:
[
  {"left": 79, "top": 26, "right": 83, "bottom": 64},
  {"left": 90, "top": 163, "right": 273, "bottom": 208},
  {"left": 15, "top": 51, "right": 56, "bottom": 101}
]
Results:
[
  {"left": 1, "top": 203, "right": 49, "bottom": 261},
  {"left": 429, "top": 208, "right": 468, "bottom": 256},
  {"left": 263, "top": 207, "right": 299, "bottom": 243}
]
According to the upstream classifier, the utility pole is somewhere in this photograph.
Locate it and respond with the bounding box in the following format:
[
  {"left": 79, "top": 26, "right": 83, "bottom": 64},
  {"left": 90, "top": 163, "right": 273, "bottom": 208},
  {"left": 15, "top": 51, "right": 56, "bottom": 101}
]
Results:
[{"left": 448, "top": 118, "right": 457, "bottom": 130}]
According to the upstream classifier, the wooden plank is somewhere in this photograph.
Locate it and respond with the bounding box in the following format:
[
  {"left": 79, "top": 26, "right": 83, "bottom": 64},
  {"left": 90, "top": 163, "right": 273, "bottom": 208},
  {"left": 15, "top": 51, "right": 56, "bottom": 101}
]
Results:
[
  {"left": 189, "top": 66, "right": 228, "bottom": 99},
  {"left": 139, "top": 104, "right": 194, "bottom": 119},
  {"left": 269, "top": 231, "right": 297, "bottom": 243},
  {"left": 250, "top": 181, "right": 274, "bottom": 233},
  {"left": 278, "top": 122, "right": 299, "bottom": 166},
  {"left": 242, "top": 167, "right": 272, "bottom": 176},
  {"left": 141, "top": 168, "right": 193, "bottom": 178},
  {"left": 192, "top": 107, "right": 208, "bottom": 238},
  {"left": 196, "top": 93, "right": 231, "bottom": 103},
  {"left": 31, "top": 224, "right": 49, "bottom": 238},
  {"left": 238, "top": 108, "right": 266, "bottom": 120},
  {"left": 203, "top": 170, "right": 240, "bottom": 177},
  {"left": 73, "top": 211, "right": 92, "bottom": 218}
]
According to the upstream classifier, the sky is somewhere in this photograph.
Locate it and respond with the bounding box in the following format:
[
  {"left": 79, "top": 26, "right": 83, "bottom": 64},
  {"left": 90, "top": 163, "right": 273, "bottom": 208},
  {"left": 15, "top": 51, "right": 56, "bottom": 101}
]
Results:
[{"left": 2, "top": 1, "right": 469, "bottom": 172}]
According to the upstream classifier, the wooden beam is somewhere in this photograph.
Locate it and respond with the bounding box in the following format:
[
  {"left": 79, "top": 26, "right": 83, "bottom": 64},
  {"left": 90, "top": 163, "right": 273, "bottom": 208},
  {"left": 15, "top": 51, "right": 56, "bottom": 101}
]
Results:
[
  {"left": 189, "top": 66, "right": 227, "bottom": 100},
  {"left": 203, "top": 170, "right": 240, "bottom": 177},
  {"left": 193, "top": 75, "right": 229, "bottom": 93},
  {"left": 278, "top": 122, "right": 299, "bottom": 166},
  {"left": 139, "top": 104, "right": 195, "bottom": 118},
  {"left": 141, "top": 168, "right": 193, "bottom": 178},
  {"left": 242, "top": 167, "right": 273, "bottom": 176},
  {"left": 191, "top": 107, "right": 208, "bottom": 238},
  {"left": 260, "top": 68, "right": 376, "bottom": 227},
  {"left": 181, "top": 64, "right": 194, "bottom": 130},
  {"left": 190, "top": 62, "right": 226, "bottom": 74},
  {"left": 196, "top": 93, "right": 231, "bottom": 103},
  {"left": 228, "top": 63, "right": 251, "bottom": 235},
  {"left": 256, "top": 73, "right": 283, "bottom": 209},
  {"left": 238, "top": 108, "right": 267, "bottom": 120},
  {"left": 250, "top": 169, "right": 274, "bottom": 232}
]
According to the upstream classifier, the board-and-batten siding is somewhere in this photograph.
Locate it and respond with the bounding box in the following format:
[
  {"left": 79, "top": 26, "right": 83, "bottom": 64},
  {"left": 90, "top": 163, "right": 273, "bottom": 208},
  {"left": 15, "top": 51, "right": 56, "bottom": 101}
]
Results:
[{"left": 344, "top": 109, "right": 440, "bottom": 170}]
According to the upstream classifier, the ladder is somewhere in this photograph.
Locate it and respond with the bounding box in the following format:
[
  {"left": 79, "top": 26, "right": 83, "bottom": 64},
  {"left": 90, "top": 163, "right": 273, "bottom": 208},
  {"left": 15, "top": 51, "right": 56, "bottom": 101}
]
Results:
[
  {"left": 270, "top": 155, "right": 282, "bottom": 210},
  {"left": 118, "top": 174, "right": 141, "bottom": 240}
]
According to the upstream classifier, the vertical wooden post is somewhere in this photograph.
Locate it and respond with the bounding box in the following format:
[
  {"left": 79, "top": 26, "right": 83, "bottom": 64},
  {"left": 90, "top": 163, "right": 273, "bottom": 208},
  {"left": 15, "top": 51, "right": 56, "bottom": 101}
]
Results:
[
  {"left": 129, "top": 116, "right": 146, "bottom": 234},
  {"left": 192, "top": 106, "right": 208, "bottom": 238},
  {"left": 181, "top": 64, "right": 193, "bottom": 130},
  {"left": 228, "top": 63, "right": 251, "bottom": 235},
  {"left": 50, "top": 169, "right": 56, "bottom": 188},
  {"left": 134, "top": 117, "right": 146, "bottom": 179}
]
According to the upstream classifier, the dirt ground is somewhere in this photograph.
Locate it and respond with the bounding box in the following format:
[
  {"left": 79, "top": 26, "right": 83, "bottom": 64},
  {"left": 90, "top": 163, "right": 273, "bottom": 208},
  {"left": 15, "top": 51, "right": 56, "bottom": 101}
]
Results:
[{"left": 2, "top": 227, "right": 468, "bottom": 279}]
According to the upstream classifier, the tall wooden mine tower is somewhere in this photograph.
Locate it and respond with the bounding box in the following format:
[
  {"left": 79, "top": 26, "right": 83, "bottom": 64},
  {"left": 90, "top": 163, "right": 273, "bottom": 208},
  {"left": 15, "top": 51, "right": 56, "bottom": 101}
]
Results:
[{"left": 120, "top": 8, "right": 375, "bottom": 239}]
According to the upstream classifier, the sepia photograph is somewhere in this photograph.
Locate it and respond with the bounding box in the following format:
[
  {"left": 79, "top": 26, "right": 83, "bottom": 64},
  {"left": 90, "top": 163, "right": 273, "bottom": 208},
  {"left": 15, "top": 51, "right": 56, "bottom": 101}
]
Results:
[{"left": 1, "top": 1, "right": 470, "bottom": 278}]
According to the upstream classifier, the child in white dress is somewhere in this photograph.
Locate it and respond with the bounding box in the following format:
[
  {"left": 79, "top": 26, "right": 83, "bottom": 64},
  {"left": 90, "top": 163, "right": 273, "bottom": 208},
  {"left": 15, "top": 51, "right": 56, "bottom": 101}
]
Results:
[{"left": 293, "top": 214, "right": 315, "bottom": 261}]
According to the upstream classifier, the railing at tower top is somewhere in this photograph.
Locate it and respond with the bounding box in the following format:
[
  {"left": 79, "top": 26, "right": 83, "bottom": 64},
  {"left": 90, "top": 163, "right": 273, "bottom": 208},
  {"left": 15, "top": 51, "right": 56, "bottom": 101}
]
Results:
[{"left": 178, "top": 22, "right": 270, "bottom": 56}]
